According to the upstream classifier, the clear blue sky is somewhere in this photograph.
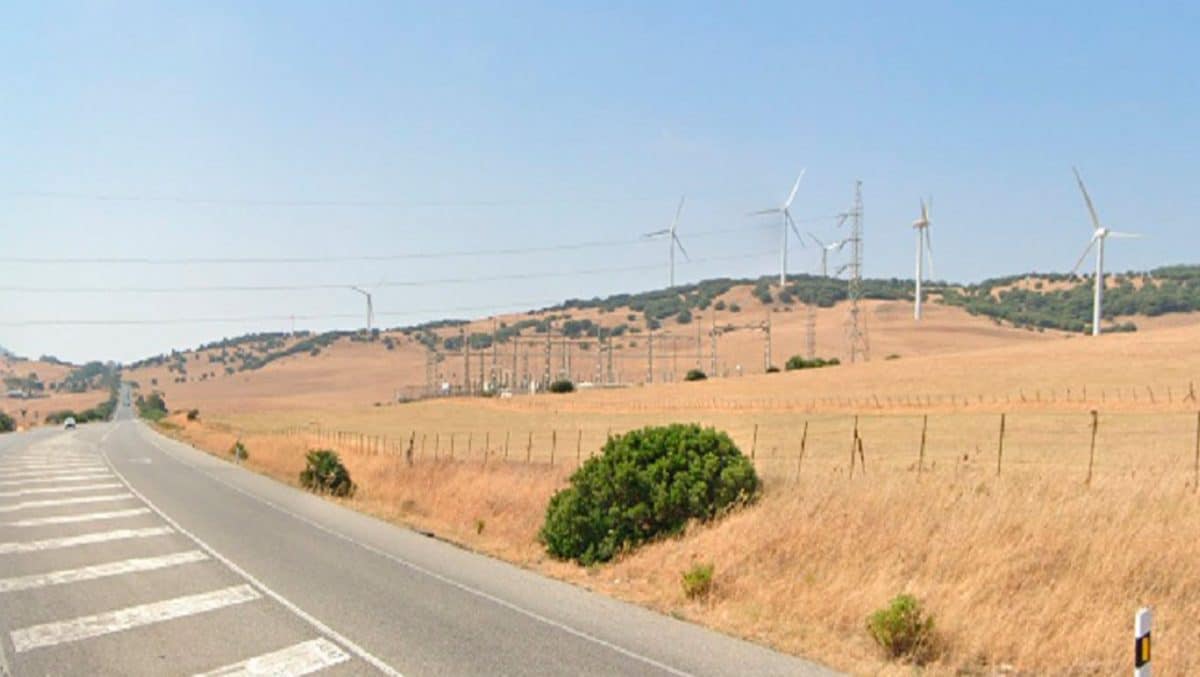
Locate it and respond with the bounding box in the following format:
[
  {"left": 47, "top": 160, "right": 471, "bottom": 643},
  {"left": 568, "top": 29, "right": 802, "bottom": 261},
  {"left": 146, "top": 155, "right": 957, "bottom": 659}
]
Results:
[{"left": 2, "top": 2, "right": 1196, "bottom": 363}]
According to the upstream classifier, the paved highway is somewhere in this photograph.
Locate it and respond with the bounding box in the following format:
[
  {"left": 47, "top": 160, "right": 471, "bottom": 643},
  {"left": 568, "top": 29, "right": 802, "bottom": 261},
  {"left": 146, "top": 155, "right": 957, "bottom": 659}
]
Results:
[{"left": 0, "top": 400, "right": 834, "bottom": 676}]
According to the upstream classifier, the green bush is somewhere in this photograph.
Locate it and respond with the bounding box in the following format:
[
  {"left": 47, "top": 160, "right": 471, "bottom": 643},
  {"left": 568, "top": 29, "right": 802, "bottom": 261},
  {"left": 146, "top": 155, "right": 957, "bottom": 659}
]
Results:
[
  {"left": 866, "top": 594, "right": 939, "bottom": 664},
  {"left": 765, "top": 365, "right": 780, "bottom": 373},
  {"left": 548, "top": 379, "right": 575, "bottom": 394},
  {"left": 684, "top": 369, "right": 707, "bottom": 382},
  {"left": 229, "top": 440, "right": 248, "bottom": 462},
  {"left": 299, "top": 449, "right": 355, "bottom": 497},
  {"left": 136, "top": 391, "right": 168, "bottom": 421},
  {"left": 681, "top": 562, "right": 715, "bottom": 600},
  {"left": 784, "top": 355, "right": 841, "bottom": 371},
  {"left": 540, "top": 424, "right": 759, "bottom": 565},
  {"left": 0, "top": 411, "right": 13, "bottom": 433}
]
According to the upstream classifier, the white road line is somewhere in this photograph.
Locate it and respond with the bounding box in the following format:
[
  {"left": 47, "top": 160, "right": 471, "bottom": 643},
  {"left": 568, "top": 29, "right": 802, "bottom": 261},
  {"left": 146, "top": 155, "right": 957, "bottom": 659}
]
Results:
[
  {"left": 0, "top": 474, "right": 114, "bottom": 487},
  {"left": 101, "top": 446, "right": 403, "bottom": 677},
  {"left": 5, "top": 507, "right": 152, "bottom": 527},
  {"left": 0, "top": 550, "right": 208, "bottom": 593},
  {"left": 0, "top": 483, "right": 122, "bottom": 498},
  {"left": 0, "top": 526, "right": 173, "bottom": 554},
  {"left": 0, "top": 493, "right": 134, "bottom": 513},
  {"left": 0, "top": 468, "right": 110, "bottom": 480},
  {"left": 10, "top": 584, "right": 262, "bottom": 653},
  {"left": 0, "top": 463, "right": 104, "bottom": 472},
  {"left": 195, "top": 638, "right": 351, "bottom": 676},
  {"left": 141, "top": 426, "right": 693, "bottom": 677}
]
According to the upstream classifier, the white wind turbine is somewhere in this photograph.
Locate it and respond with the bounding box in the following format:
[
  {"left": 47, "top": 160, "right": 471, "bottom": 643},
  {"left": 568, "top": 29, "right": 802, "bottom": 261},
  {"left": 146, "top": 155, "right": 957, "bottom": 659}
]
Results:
[
  {"left": 751, "top": 170, "right": 806, "bottom": 286},
  {"left": 911, "top": 198, "right": 934, "bottom": 321},
  {"left": 643, "top": 196, "right": 689, "bottom": 288},
  {"left": 1070, "top": 167, "right": 1143, "bottom": 336},
  {"left": 349, "top": 285, "right": 375, "bottom": 333},
  {"left": 807, "top": 232, "right": 847, "bottom": 277}
]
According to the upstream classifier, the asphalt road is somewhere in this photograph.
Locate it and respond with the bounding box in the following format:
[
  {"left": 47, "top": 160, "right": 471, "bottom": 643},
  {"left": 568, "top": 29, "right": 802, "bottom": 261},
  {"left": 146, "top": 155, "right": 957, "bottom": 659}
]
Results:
[{"left": 0, "top": 401, "right": 835, "bottom": 676}]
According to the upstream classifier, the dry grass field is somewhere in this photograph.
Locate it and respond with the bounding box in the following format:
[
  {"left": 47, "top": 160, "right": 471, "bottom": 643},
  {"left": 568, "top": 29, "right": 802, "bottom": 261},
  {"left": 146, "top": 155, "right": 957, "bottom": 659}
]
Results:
[
  {"left": 144, "top": 306, "right": 1200, "bottom": 674},
  {"left": 0, "top": 356, "right": 113, "bottom": 429}
]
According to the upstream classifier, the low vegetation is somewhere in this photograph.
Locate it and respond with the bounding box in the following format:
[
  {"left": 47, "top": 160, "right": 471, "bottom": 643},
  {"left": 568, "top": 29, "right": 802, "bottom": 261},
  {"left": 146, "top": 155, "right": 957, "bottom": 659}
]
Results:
[
  {"left": 681, "top": 562, "right": 715, "bottom": 600},
  {"left": 866, "top": 593, "right": 939, "bottom": 664},
  {"left": 784, "top": 355, "right": 840, "bottom": 371},
  {"left": 548, "top": 379, "right": 575, "bottom": 394},
  {"left": 539, "top": 424, "right": 759, "bottom": 565},
  {"left": 299, "top": 449, "right": 355, "bottom": 497},
  {"left": 0, "top": 410, "right": 13, "bottom": 433},
  {"left": 136, "top": 391, "right": 168, "bottom": 421},
  {"left": 229, "top": 440, "right": 248, "bottom": 462},
  {"left": 684, "top": 368, "right": 707, "bottom": 381}
]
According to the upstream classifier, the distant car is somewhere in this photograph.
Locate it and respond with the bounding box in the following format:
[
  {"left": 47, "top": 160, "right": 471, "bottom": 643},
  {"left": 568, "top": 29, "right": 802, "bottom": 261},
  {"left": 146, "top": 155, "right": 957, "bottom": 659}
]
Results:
[{"left": 64, "top": 417, "right": 76, "bottom": 430}]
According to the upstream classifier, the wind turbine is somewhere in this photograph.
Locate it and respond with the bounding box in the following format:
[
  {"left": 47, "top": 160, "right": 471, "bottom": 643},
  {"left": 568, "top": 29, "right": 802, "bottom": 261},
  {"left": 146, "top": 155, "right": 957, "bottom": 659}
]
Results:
[
  {"left": 807, "top": 233, "right": 847, "bottom": 277},
  {"left": 349, "top": 285, "right": 374, "bottom": 333},
  {"left": 751, "top": 170, "right": 806, "bottom": 286},
  {"left": 911, "top": 198, "right": 934, "bottom": 321},
  {"left": 643, "top": 196, "right": 689, "bottom": 288},
  {"left": 1070, "top": 167, "right": 1143, "bottom": 336}
]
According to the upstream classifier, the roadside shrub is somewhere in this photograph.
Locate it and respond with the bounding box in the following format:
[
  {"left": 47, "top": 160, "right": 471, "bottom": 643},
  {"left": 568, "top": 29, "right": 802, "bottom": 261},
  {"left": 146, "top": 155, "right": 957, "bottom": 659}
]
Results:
[
  {"left": 299, "top": 449, "right": 355, "bottom": 497},
  {"left": 229, "top": 440, "right": 248, "bottom": 462},
  {"left": 784, "top": 355, "right": 841, "bottom": 371},
  {"left": 728, "top": 303, "right": 741, "bottom": 313},
  {"left": 540, "top": 423, "right": 760, "bottom": 565},
  {"left": 0, "top": 411, "right": 13, "bottom": 433},
  {"left": 681, "top": 563, "right": 715, "bottom": 600},
  {"left": 548, "top": 379, "right": 575, "bottom": 394},
  {"left": 136, "top": 392, "right": 168, "bottom": 421},
  {"left": 684, "top": 369, "right": 707, "bottom": 382},
  {"left": 765, "top": 365, "right": 780, "bottom": 373},
  {"left": 186, "top": 409, "right": 200, "bottom": 421},
  {"left": 866, "top": 593, "right": 939, "bottom": 664}
]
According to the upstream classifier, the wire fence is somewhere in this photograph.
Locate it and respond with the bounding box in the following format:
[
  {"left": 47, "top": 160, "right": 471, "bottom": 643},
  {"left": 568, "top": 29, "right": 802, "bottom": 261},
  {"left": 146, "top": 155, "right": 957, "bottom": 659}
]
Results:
[{"left": 240, "top": 408, "right": 1200, "bottom": 487}]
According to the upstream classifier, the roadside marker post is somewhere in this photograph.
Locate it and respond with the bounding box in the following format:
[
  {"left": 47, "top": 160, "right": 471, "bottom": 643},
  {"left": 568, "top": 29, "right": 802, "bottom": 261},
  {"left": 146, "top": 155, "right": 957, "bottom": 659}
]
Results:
[{"left": 1135, "top": 607, "right": 1151, "bottom": 677}]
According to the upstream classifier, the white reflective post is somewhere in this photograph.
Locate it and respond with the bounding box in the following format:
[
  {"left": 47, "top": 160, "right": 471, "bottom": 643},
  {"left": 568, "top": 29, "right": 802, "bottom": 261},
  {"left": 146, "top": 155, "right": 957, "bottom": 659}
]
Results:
[{"left": 1135, "top": 607, "right": 1151, "bottom": 677}]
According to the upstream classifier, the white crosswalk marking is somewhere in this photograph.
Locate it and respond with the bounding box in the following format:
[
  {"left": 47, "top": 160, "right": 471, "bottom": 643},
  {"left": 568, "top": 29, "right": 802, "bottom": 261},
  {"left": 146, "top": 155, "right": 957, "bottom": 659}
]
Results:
[
  {"left": 0, "top": 551, "right": 209, "bottom": 593},
  {"left": 5, "top": 508, "right": 153, "bottom": 527},
  {"left": 0, "top": 483, "right": 122, "bottom": 498},
  {"left": 10, "top": 584, "right": 263, "bottom": 652},
  {"left": 0, "top": 474, "right": 114, "bottom": 487},
  {"left": 0, "top": 527, "right": 173, "bottom": 554},
  {"left": 0, "top": 463, "right": 105, "bottom": 472},
  {"left": 195, "top": 638, "right": 351, "bottom": 676},
  {"left": 0, "top": 468, "right": 110, "bottom": 480},
  {"left": 0, "top": 493, "right": 135, "bottom": 513}
]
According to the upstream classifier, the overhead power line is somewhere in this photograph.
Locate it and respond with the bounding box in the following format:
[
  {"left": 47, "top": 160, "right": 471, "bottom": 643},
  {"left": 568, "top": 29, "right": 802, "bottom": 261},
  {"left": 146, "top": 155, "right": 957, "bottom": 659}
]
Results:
[
  {"left": 0, "top": 219, "right": 842, "bottom": 265},
  {"left": 0, "top": 251, "right": 772, "bottom": 294}
]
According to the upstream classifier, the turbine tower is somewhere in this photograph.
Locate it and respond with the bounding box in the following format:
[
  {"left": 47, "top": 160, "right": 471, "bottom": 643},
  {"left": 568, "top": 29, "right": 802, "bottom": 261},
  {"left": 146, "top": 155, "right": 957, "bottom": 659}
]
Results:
[
  {"left": 911, "top": 198, "right": 934, "bottom": 321},
  {"left": 752, "top": 171, "right": 806, "bottom": 286},
  {"left": 644, "top": 196, "right": 689, "bottom": 288},
  {"left": 1070, "top": 168, "right": 1143, "bottom": 336},
  {"left": 349, "top": 285, "right": 374, "bottom": 333},
  {"left": 808, "top": 233, "right": 847, "bottom": 277}
]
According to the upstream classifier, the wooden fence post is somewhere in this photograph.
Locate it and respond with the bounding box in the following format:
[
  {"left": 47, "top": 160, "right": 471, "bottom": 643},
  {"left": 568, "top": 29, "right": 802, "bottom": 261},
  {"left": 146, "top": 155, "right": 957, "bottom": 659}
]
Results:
[
  {"left": 796, "top": 421, "right": 809, "bottom": 479},
  {"left": 526, "top": 431, "right": 533, "bottom": 463},
  {"left": 504, "top": 430, "right": 510, "bottom": 460},
  {"left": 467, "top": 432, "right": 473, "bottom": 458},
  {"left": 551, "top": 430, "right": 557, "bottom": 466},
  {"left": 576, "top": 429, "right": 583, "bottom": 466},
  {"left": 406, "top": 432, "right": 415, "bottom": 466},
  {"left": 856, "top": 436, "right": 866, "bottom": 475},
  {"left": 918, "top": 415, "right": 928, "bottom": 477},
  {"left": 849, "top": 416, "right": 859, "bottom": 478},
  {"left": 450, "top": 433, "right": 455, "bottom": 460},
  {"left": 434, "top": 433, "right": 440, "bottom": 461},
  {"left": 750, "top": 424, "right": 758, "bottom": 460},
  {"left": 483, "top": 432, "right": 490, "bottom": 467},
  {"left": 997, "top": 413, "right": 1006, "bottom": 477},
  {"left": 1193, "top": 411, "right": 1200, "bottom": 494},
  {"left": 1086, "top": 410, "right": 1099, "bottom": 487}
]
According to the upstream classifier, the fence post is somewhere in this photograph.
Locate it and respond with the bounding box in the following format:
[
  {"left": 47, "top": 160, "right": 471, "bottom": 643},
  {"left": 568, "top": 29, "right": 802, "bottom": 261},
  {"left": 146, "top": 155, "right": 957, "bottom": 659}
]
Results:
[
  {"left": 434, "top": 433, "right": 440, "bottom": 461},
  {"left": 750, "top": 424, "right": 758, "bottom": 460},
  {"left": 483, "top": 432, "right": 490, "bottom": 467},
  {"left": 1086, "top": 410, "right": 1099, "bottom": 487},
  {"left": 467, "top": 432, "right": 473, "bottom": 458},
  {"left": 856, "top": 436, "right": 866, "bottom": 475},
  {"left": 849, "top": 416, "right": 859, "bottom": 478},
  {"left": 918, "top": 414, "right": 928, "bottom": 477},
  {"left": 504, "top": 430, "right": 510, "bottom": 460},
  {"left": 406, "top": 432, "right": 415, "bottom": 466},
  {"left": 526, "top": 431, "right": 533, "bottom": 464},
  {"left": 1193, "top": 411, "right": 1199, "bottom": 494},
  {"left": 1135, "top": 607, "right": 1152, "bottom": 677},
  {"left": 550, "top": 430, "right": 557, "bottom": 466},
  {"left": 796, "top": 420, "right": 809, "bottom": 479},
  {"left": 997, "top": 413, "right": 1006, "bottom": 477},
  {"left": 576, "top": 429, "right": 582, "bottom": 466},
  {"left": 450, "top": 433, "right": 455, "bottom": 460}
]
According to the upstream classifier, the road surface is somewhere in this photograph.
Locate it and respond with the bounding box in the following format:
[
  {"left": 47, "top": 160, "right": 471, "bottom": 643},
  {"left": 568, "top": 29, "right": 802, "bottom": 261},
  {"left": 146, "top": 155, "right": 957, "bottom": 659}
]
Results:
[{"left": 0, "top": 401, "right": 834, "bottom": 676}]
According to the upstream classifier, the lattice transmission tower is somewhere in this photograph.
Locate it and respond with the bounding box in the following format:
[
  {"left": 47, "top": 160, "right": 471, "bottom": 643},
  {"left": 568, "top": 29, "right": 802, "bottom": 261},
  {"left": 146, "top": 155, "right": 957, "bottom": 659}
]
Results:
[{"left": 843, "top": 180, "right": 870, "bottom": 362}]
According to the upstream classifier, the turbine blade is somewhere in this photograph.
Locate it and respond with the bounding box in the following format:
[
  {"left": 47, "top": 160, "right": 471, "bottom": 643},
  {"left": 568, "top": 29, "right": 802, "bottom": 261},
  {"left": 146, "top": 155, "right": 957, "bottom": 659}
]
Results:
[
  {"left": 787, "top": 212, "right": 805, "bottom": 245},
  {"left": 750, "top": 208, "right": 781, "bottom": 216},
  {"left": 1071, "top": 237, "right": 1097, "bottom": 274},
  {"left": 643, "top": 229, "right": 670, "bottom": 238},
  {"left": 671, "top": 195, "right": 685, "bottom": 233},
  {"left": 783, "top": 169, "right": 806, "bottom": 209},
  {"left": 673, "top": 234, "right": 691, "bottom": 261},
  {"left": 923, "top": 230, "right": 934, "bottom": 278},
  {"left": 807, "top": 232, "right": 825, "bottom": 248},
  {"left": 1072, "top": 167, "right": 1102, "bottom": 231},
  {"left": 1107, "top": 231, "right": 1144, "bottom": 239}
]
